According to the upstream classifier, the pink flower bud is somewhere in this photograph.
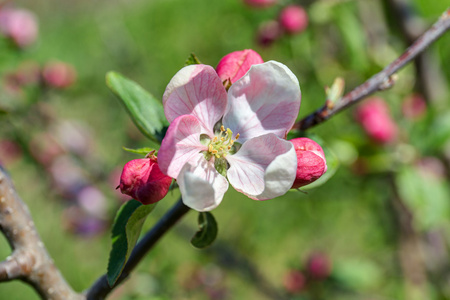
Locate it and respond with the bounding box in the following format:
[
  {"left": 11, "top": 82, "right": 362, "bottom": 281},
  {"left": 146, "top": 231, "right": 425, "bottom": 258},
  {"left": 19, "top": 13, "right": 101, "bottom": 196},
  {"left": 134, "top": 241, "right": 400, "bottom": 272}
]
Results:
[
  {"left": 42, "top": 61, "right": 77, "bottom": 89},
  {"left": 243, "top": 0, "right": 277, "bottom": 8},
  {"left": 402, "top": 94, "right": 427, "bottom": 120},
  {"left": 0, "top": 8, "right": 38, "bottom": 48},
  {"left": 279, "top": 5, "right": 308, "bottom": 34},
  {"left": 283, "top": 270, "right": 306, "bottom": 294},
  {"left": 215, "top": 49, "right": 264, "bottom": 84},
  {"left": 256, "top": 20, "right": 282, "bottom": 47},
  {"left": 290, "top": 138, "right": 327, "bottom": 189},
  {"left": 306, "top": 252, "right": 332, "bottom": 280},
  {"left": 355, "top": 97, "right": 398, "bottom": 144},
  {"left": 119, "top": 157, "right": 172, "bottom": 205}
]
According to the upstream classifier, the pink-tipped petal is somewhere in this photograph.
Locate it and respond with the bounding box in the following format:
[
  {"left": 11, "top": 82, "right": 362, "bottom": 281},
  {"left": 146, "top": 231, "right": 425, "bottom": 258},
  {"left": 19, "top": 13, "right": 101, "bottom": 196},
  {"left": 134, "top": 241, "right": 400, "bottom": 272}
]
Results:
[
  {"left": 163, "top": 64, "right": 227, "bottom": 136},
  {"left": 158, "top": 115, "right": 207, "bottom": 179},
  {"left": 223, "top": 61, "right": 301, "bottom": 142},
  {"left": 226, "top": 133, "right": 296, "bottom": 200},
  {"left": 216, "top": 49, "right": 264, "bottom": 84},
  {"left": 177, "top": 154, "right": 229, "bottom": 211}
]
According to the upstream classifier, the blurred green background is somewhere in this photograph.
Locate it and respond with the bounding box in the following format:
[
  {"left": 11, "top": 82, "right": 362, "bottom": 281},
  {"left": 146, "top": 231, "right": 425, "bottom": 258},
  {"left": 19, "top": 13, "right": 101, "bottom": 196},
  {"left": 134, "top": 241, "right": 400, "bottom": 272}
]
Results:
[{"left": 1, "top": 0, "right": 450, "bottom": 299}]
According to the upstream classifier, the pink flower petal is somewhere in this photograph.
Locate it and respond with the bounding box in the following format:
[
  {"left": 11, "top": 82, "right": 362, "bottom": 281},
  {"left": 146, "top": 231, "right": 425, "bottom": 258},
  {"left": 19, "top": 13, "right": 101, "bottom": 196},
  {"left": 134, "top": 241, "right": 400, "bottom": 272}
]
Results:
[
  {"left": 223, "top": 61, "right": 301, "bottom": 143},
  {"left": 177, "top": 153, "right": 229, "bottom": 211},
  {"left": 163, "top": 64, "right": 227, "bottom": 136},
  {"left": 158, "top": 115, "right": 207, "bottom": 179},
  {"left": 226, "top": 133, "right": 296, "bottom": 200}
]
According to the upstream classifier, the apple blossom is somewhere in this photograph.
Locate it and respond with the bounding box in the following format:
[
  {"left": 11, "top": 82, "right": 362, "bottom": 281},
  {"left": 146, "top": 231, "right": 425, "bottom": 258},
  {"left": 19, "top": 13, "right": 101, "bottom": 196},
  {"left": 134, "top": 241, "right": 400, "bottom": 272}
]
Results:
[
  {"left": 279, "top": 5, "right": 308, "bottom": 34},
  {"left": 355, "top": 97, "right": 398, "bottom": 144},
  {"left": 158, "top": 61, "right": 301, "bottom": 211},
  {"left": 119, "top": 157, "right": 172, "bottom": 205},
  {"left": 215, "top": 49, "right": 264, "bottom": 84},
  {"left": 290, "top": 138, "right": 327, "bottom": 188}
]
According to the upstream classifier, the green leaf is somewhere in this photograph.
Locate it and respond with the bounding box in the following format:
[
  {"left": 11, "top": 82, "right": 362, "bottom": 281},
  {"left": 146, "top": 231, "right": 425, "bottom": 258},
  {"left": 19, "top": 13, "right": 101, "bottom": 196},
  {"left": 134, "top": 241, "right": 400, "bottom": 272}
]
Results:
[
  {"left": 107, "top": 200, "right": 157, "bottom": 287},
  {"left": 122, "top": 146, "right": 155, "bottom": 156},
  {"left": 106, "top": 72, "right": 169, "bottom": 144},
  {"left": 191, "top": 212, "right": 218, "bottom": 248},
  {"left": 185, "top": 53, "right": 201, "bottom": 66},
  {"left": 296, "top": 133, "right": 340, "bottom": 190}
]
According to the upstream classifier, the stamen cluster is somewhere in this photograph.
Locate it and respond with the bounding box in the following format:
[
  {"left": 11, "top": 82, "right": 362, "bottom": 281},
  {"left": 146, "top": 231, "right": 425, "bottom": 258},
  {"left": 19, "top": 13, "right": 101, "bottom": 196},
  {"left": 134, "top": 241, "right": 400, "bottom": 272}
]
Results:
[{"left": 207, "top": 125, "right": 239, "bottom": 159}]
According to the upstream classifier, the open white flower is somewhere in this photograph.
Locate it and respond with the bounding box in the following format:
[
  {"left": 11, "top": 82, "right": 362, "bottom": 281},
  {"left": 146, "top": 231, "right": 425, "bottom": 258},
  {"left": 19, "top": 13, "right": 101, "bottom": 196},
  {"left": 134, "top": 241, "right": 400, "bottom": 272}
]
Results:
[{"left": 158, "top": 61, "right": 301, "bottom": 211}]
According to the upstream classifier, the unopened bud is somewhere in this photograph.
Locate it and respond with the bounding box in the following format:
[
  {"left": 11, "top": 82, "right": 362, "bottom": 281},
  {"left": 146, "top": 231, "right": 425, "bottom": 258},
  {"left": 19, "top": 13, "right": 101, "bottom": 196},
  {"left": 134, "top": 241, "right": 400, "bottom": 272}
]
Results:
[
  {"left": 355, "top": 97, "right": 398, "bottom": 144},
  {"left": 119, "top": 158, "right": 172, "bottom": 205},
  {"left": 216, "top": 49, "right": 264, "bottom": 84},
  {"left": 243, "top": 0, "right": 277, "bottom": 8},
  {"left": 283, "top": 270, "right": 306, "bottom": 294},
  {"left": 279, "top": 5, "right": 308, "bottom": 34},
  {"left": 290, "top": 138, "right": 327, "bottom": 189},
  {"left": 256, "top": 20, "right": 282, "bottom": 47},
  {"left": 42, "top": 61, "right": 77, "bottom": 89},
  {"left": 0, "top": 8, "right": 38, "bottom": 48},
  {"left": 306, "top": 252, "right": 332, "bottom": 280}
]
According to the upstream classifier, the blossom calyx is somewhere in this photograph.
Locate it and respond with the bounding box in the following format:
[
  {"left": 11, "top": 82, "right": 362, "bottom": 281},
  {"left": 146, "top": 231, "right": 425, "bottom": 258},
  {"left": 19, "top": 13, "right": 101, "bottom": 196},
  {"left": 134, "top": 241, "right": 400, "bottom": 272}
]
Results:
[
  {"left": 119, "top": 157, "right": 172, "bottom": 205},
  {"left": 290, "top": 137, "right": 327, "bottom": 189},
  {"left": 216, "top": 49, "right": 264, "bottom": 84}
]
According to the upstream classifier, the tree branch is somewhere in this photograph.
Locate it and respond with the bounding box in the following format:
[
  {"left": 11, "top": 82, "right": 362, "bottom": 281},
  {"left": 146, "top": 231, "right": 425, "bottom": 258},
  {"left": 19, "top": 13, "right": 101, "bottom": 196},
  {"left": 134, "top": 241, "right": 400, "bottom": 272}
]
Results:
[
  {"left": 0, "top": 166, "right": 82, "bottom": 300},
  {"left": 85, "top": 198, "right": 190, "bottom": 300},
  {"left": 297, "top": 8, "right": 450, "bottom": 131}
]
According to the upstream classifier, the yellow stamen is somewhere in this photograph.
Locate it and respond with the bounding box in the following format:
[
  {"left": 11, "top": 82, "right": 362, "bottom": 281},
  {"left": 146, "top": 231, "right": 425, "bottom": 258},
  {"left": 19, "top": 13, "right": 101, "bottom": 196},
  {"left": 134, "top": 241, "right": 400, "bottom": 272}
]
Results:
[
  {"left": 215, "top": 154, "right": 220, "bottom": 158},
  {"left": 220, "top": 137, "right": 225, "bottom": 141},
  {"left": 235, "top": 133, "right": 240, "bottom": 140},
  {"left": 220, "top": 125, "right": 225, "bottom": 132},
  {"left": 209, "top": 144, "right": 213, "bottom": 152},
  {"left": 212, "top": 149, "right": 218, "bottom": 154},
  {"left": 227, "top": 146, "right": 231, "bottom": 150},
  {"left": 213, "top": 136, "right": 218, "bottom": 142},
  {"left": 219, "top": 147, "right": 223, "bottom": 151}
]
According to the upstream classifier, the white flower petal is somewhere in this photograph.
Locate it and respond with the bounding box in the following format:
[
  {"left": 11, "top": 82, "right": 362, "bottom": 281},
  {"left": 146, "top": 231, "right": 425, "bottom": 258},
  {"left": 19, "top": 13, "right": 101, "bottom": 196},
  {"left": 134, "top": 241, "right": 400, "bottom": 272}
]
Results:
[
  {"left": 163, "top": 64, "right": 227, "bottom": 136},
  {"left": 178, "top": 154, "right": 229, "bottom": 212},
  {"left": 158, "top": 115, "right": 207, "bottom": 179},
  {"left": 226, "top": 133, "right": 296, "bottom": 200},
  {"left": 223, "top": 61, "right": 301, "bottom": 142}
]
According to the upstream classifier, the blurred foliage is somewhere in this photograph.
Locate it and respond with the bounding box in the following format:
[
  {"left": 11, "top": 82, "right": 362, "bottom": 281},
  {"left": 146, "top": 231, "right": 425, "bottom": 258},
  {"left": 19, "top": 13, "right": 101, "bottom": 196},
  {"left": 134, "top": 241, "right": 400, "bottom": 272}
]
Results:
[{"left": 0, "top": 0, "right": 449, "bottom": 299}]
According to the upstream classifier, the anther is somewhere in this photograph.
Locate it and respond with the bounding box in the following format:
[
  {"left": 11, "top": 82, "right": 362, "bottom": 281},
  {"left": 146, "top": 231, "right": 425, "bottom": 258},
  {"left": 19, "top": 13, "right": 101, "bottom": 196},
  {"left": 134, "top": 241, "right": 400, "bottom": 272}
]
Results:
[
  {"left": 220, "top": 125, "right": 225, "bottom": 132},
  {"left": 235, "top": 133, "right": 240, "bottom": 140},
  {"left": 212, "top": 150, "right": 218, "bottom": 154},
  {"left": 219, "top": 147, "right": 223, "bottom": 151},
  {"left": 220, "top": 137, "right": 225, "bottom": 141}
]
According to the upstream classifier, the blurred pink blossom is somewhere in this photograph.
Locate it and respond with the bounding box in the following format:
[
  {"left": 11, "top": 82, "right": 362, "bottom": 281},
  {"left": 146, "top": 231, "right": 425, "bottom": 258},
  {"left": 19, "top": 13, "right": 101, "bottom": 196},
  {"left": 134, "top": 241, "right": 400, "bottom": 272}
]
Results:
[
  {"left": 283, "top": 270, "right": 306, "bottom": 294},
  {"left": 42, "top": 61, "right": 77, "bottom": 89},
  {"left": 76, "top": 186, "right": 107, "bottom": 218},
  {"left": 355, "top": 97, "right": 398, "bottom": 144},
  {"left": 0, "top": 140, "right": 22, "bottom": 166},
  {"left": 306, "top": 252, "right": 332, "bottom": 280},
  {"left": 290, "top": 137, "right": 327, "bottom": 189},
  {"left": 0, "top": 7, "right": 38, "bottom": 48},
  {"left": 279, "top": 5, "right": 308, "bottom": 34},
  {"left": 216, "top": 49, "right": 263, "bottom": 84},
  {"left": 256, "top": 20, "right": 282, "bottom": 47}
]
